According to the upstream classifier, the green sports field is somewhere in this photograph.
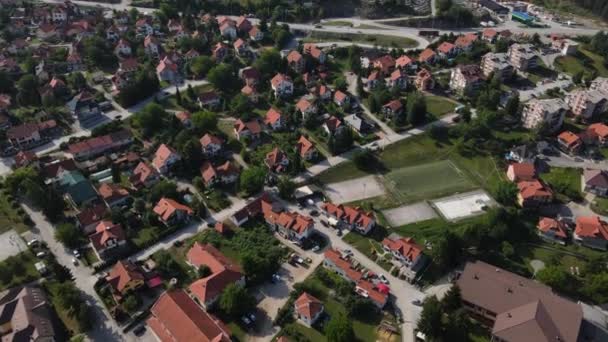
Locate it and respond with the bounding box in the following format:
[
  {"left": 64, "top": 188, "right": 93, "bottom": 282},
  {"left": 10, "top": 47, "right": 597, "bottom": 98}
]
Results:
[{"left": 384, "top": 160, "right": 476, "bottom": 203}]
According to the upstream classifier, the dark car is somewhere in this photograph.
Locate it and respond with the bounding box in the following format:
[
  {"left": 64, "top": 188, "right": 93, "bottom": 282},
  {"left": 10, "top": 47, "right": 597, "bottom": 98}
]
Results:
[{"left": 133, "top": 326, "right": 146, "bottom": 336}]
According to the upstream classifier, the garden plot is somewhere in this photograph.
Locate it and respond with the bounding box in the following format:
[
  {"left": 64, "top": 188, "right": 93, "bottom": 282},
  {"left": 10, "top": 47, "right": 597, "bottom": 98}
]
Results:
[
  {"left": 325, "top": 175, "right": 386, "bottom": 204},
  {"left": 431, "top": 190, "right": 497, "bottom": 221}
]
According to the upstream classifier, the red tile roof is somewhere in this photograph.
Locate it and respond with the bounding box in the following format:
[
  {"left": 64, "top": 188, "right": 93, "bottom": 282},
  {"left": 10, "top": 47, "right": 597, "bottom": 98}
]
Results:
[
  {"left": 153, "top": 144, "right": 179, "bottom": 170},
  {"left": 586, "top": 123, "right": 608, "bottom": 140},
  {"left": 382, "top": 237, "right": 423, "bottom": 262},
  {"left": 418, "top": 48, "right": 436, "bottom": 63},
  {"left": 234, "top": 119, "right": 262, "bottom": 135},
  {"left": 324, "top": 248, "right": 362, "bottom": 282},
  {"left": 106, "top": 260, "right": 144, "bottom": 294},
  {"left": 265, "top": 108, "right": 282, "bottom": 125},
  {"left": 356, "top": 280, "right": 388, "bottom": 307},
  {"left": 396, "top": 55, "right": 414, "bottom": 68},
  {"left": 98, "top": 183, "right": 129, "bottom": 202},
  {"left": 558, "top": 131, "right": 582, "bottom": 149},
  {"left": 271, "top": 73, "right": 292, "bottom": 88},
  {"left": 89, "top": 221, "right": 126, "bottom": 251},
  {"left": 296, "top": 136, "right": 315, "bottom": 158},
  {"left": 508, "top": 163, "right": 536, "bottom": 181},
  {"left": 321, "top": 202, "right": 374, "bottom": 229},
  {"left": 265, "top": 148, "right": 288, "bottom": 172},
  {"left": 153, "top": 198, "right": 193, "bottom": 222},
  {"left": 537, "top": 217, "right": 567, "bottom": 239},
  {"left": 199, "top": 133, "right": 223, "bottom": 147},
  {"left": 517, "top": 180, "right": 553, "bottom": 200},
  {"left": 147, "top": 290, "right": 231, "bottom": 342},
  {"left": 294, "top": 292, "right": 323, "bottom": 321},
  {"left": 437, "top": 42, "right": 456, "bottom": 54},
  {"left": 287, "top": 50, "right": 303, "bottom": 63},
  {"left": 76, "top": 203, "right": 107, "bottom": 228},
  {"left": 575, "top": 216, "right": 608, "bottom": 240},
  {"left": 130, "top": 162, "right": 158, "bottom": 186}
]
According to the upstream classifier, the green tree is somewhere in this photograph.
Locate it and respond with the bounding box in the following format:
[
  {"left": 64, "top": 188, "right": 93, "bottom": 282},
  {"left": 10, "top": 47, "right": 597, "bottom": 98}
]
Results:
[
  {"left": 573, "top": 71, "right": 583, "bottom": 84},
  {"left": 501, "top": 241, "right": 515, "bottom": 259},
  {"left": 583, "top": 272, "right": 608, "bottom": 304},
  {"left": 353, "top": 149, "right": 377, "bottom": 172},
  {"left": 190, "top": 56, "right": 215, "bottom": 78},
  {"left": 219, "top": 284, "right": 256, "bottom": 317},
  {"left": 277, "top": 176, "right": 296, "bottom": 200},
  {"left": 134, "top": 103, "right": 168, "bottom": 137},
  {"left": 495, "top": 181, "right": 518, "bottom": 206},
  {"left": 54, "top": 223, "right": 83, "bottom": 249},
  {"left": 325, "top": 312, "right": 354, "bottom": 342},
  {"left": 122, "top": 294, "right": 141, "bottom": 314},
  {"left": 536, "top": 265, "right": 578, "bottom": 295},
  {"left": 67, "top": 72, "right": 87, "bottom": 91},
  {"left": 179, "top": 139, "right": 203, "bottom": 166},
  {"left": 240, "top": 166, "right": 266, "bottom": 196},
  {"left": 150, "top": 180, "right": 179, "bottom": 203},
  {"left": 505, "top": 94, "right": 520, "bottom": 117},
  {"left": 334, "top": 77, "right": 347, "bottom": 91},
  {"left": 230, "top": 93, "right": 252, "bottom": 114},
  {"left": 441, "top": 285, "right": 462, "bottom": 313},
  {"left": 443, "top": 308, "right": 470, "bottom": 341},
  {"left": 433, "top": 230, "right": 462, "bottom": 271},
  {"left": 192, "top": 110, "right": 218, "bottom": 133},
  {"left": 111, "top": 164, "right": 121, "bottom": 183},
  {"left": 254, "top": 48, "right": 283, "bottom": 78},
  {"left": 417, "top": 295, "right": 443, "bottom": 340},
  {"left": 17, "top": 74, "right": 40, "bottom": 106},
  {"left": 198, "top": 265, "right": 211, "bottom": 278},
  {"left": 406, "top": 92, "right": 427, "bottom": 125},
  {"left": 207, "top": 63, "right": 237, "bottom": 94}
]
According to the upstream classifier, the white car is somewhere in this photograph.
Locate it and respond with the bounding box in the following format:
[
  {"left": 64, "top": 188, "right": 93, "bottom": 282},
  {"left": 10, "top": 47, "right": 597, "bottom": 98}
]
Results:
[
  {"left": 379, "top": 274, "right": 389, "bottom": 284},
  {"left": 71, "top": 258, "right": 79, "bottom": 266}
]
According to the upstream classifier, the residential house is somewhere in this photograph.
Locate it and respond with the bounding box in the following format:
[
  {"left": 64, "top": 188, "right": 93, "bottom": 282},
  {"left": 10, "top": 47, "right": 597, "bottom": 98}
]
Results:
[
  {"left": 537, "top": 217, "right": 568, "bottom": 245},
  {"left": 449, "top": 65, "right": 483, "bottom": 96},
  {"left": 294, "top": 293, "right": 324, "bottom": 327},
  {"left": 454, "top": 33, "right": 478, "bottom": 52},
  {"left": 303, "top": 43, "right": 326, "bottom": 64},
  {"left": 388, "top": 69, "right": 408, "bottom": 89},
  {"left": 66, "top": 51, "right": 83, "bottom": 71},
  {"left": 507, "top": 43, "right": 538, "bottom": 71},
  {"left": 236, "top": 16, "right": 252, "bottom": 33},
  {"left": 321, "top": 202, "right": 375, "bottom": 235},
  {"left": 249, "top": 26, "right": 264, "bottom": 41},
  {"left": 98, "top": 183, "right": 130, "bottom": 208},
  {"left": 457, "top": 261, "right": 582, "bottom": 342},
  {"left": 517, "top": 179, "right": 553, "bottom": 208},
  {"left": 147, "top": 290, "right": 231, "bottom": 342},
  {"left": 175, "top": 111, "right": 192, "bottom": 128},
  {"left": 382, "top": 236, "right": 427, "bottom": 282},
  {"left": 366, "top": 71, "right": 382, "bottom": 89},
  {"left": 287, "top": 50, "right": 305, "bottom": 73},
  {"left": 187, "top": 243, "right": 245, "bottom": 308},
  {"left": 521, "top": 98, "right": 567, "bottom": 132},
  {"left": 265, "top": 147, "right": 289, "bottom": 173},
  {"left": 296, "top": 97, "right": 317, "bottom": 119},
  {"left": 89, "top": 221, "right": 127, "bottom": 259},
  {"left": 106, "top": 260, "right": 145, "bottom": 299},
  {"left": 482, "top": 28, "right": 499, "bottom": 43},
  {"left": 197, "top": 91, "right": 221, "bottom": 109},
  {"left": 67, "top": 91, "right": 101, "bottom": 125},
  {"left": 584, "top": 169, "right": 608, "bottom": 197},
  {"left": 265, "top": 108, "right": 284, "bottom": 131},
  {"left": 233, "top": 119, "right": 262, "bottom": 141},
  {"left": 200, "top": 133, "right": 223, "bottom": 156},
  {"left": 333, "top": 91, "right": 350, "bottom": 107},
  {"left": 323, "top": 116, "right": 343, "bottom": 136},
  {"left": 268, "top": 211, "right": 314, "bottom": 241},
  {"left": 590, "top": 77, "right": 608, "bottom": 94},
  {"left": 437, "top": 42, "right": 458, "bottom": 59},
  {"left": 239, "top": 67, "right": 261, "bottom": 86},
  {"left": 396, "top": 55, "right": 416, "bottom": 71},
  {"left": 219, "top": 20, "right": 237, "bottom": 39},
  {"left": 323, "top": 248, "right": 363, "bottom": 283},
  {"left": 295, "top": 136, "right": 316, "bottom": 161},
  {"left": 212, "top": 42, "right": 229, "bottom": 61},
  {"left": 418, "top": 48, "right": 437, "bottom": 64},
  {"left": 506, "top": 162, "right": 536, "bottom": 182},
  {"left": 76, "top": 203, "right": 108, "bottom": 235},
  {"left": 303, "top": 73, "right": 317, "bottom": 88},
  {"left": 233, "top": 38, "right": 250, "bottom": 57},
  {"left": 152, "top": 144, "right": 181, "bottom": 174},
  {"left": 355, "top": 280, "right": 389, "bottom": 309},
  {"left": 415, "top": 68, "right": 435, "bottom": 91},
  {"left": 565, "top": 89, "right": 608, "bottom": 120},
  {"left": 312, "top": 84, "right": 331, "bottom": 101},
  {"left": 582, "top": 123, "right": 608, "bottom": 146},
  {"left": 114, "top": 39, "right": 131, "bottom": 57},
  {"left": 574, "top": 216, "right": 608, "bottom": 250},
  {"left": 200, "top": 161, "right": 239, "bottom": 187},
  {"left": 215, "top": 222, "right": 231, "bottom": 235},
  {"left": 57, "top": 169, "right": 98, "bottom": 208},
  {"left": 0, "top": 286, "right": 57, "bottom": 342},
  {"left": 480, "top": 52, "right": 514, "bottom": 81},
  {"left": 153, "top": 197, "right": 193, "bottom": 226},
  {"left": 344, "top": 114, "right": 373, "bottom": 136},
  {"left": 119, "top": 58, "right": 139, "bottom": 74},
  {"left": 382, "top": 99, "right": 404, "bottom": 119},
  {"left": 130, "top": 162, "right": 160, "bottom": 188},
  {"left": 144, "top": 35, "right": 160, "bottom": 56},
  {"left": 13, "top": 151, "right": 39, "bottom": 169},
  {"left": 552, "top": 38, "right": 579, "bottom": 56},
  {"left": 6, "top": 122, "right": 50, "bottom": 149},
  {"left": 136, "top": 18, "right": 154, "bottom": 37},
  {"left": 373, "top": 55, "right": 395, "bottom": 74},
  {"left": 230, "top": 193, "right": 279, "bottom": 226},
  {"left": 156, "top": 57, "right": 179, "bottom": 83},
  {"left": 557, "top": 131, "right": 583, "bottom": 154},
  {"left": 271, "top": 73, "right": 294, "bottom": 97}
]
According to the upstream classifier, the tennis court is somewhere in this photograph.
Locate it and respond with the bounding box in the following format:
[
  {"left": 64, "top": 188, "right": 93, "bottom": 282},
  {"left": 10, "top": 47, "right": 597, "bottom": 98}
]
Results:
[
  {"left": 431, "top": 190, "right": 497, "bottom": 221},
  {"left": 383, "top": 160, "right": 476, "bottom": 203}
]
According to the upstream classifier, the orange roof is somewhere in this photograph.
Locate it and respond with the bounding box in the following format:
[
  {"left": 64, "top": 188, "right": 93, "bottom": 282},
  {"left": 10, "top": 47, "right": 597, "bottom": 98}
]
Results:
[
  {"left": 234, "top": 119, "right": 262, "bottom": 135},
  {"left": 587, "top": 123, "right": 608, "bottom": 139},
  {"left": 356, "top": 280, "right": 388, "bottom": 306},
  {"left": 296, "top": 98, "right": 314, "bottom": 112},
  {"left": 558, "top": 131, "right": 582, "bottom": 148},
  {"left": 455, "top": 33, "right": 478, "bottom": 48},
  {"left": 271, "top": 73, "right": 292, "bottom": 88},
  {"left": 334, "top": 90, "right": 348, "bottom": 102},
  {"left": 265, "top": 108, "right": 282, "bottom": 125},
  {"left": 200, "top": 133, "right": 223, "bottom": 147},
  {"left": 215, "top": 222, "right": 230, "bottom": 234},
  {"left": 382, "top": 237, "right": 423, "bottom": 262},
  {"left": 323, "top": 248, "right": 362, "bottom": 282},
  {"left": 321, "top": 202, "right": 374, "bottom": 228},
  {"left": 303, "top": 43, "right": 324, "bottom": 59},
  {"left": 517, "top": 180, "right": 553, "bottom": 200},
  {"left": 98, "top": 183, "right": 129, "bottom": 202},
  {"left": 483, "top": 28, "right": 498, "bottom": 38},
  {"left": 265, "top": 147, "right": 288, "bottom": 171},
  {"left": 396, "top": 55, "right": 413, "bottom": 68},
  {"left": 200, "top": 161, "right": 238, "bottom": 183},
  {"left": 418, "top": 48, "right": 436, "bottom": 62},
  {"left": 147, "top": 290, "right": 231, "bottom": 342},
  {"left": 575, "top": 216, "right": 608, "bottom": 240},
  {"left": 89, "top": 221, "right": 126, "bottom": 251},
  {"left": 437, "top": 42, "right": 456, "bottom": 54},
  {"left": 153, "top": 197, "right": 193, "bottom": 222},
  {"left": 187, "top": 243, "right": 243, "bottom": 304},
  {"left": 131, "top": 162, "right": 158, "bottom": 186},
  {"left": 152, "top": 144, "right": 179, "bottom": 170},
  {"left": 296, "top": 136, "right": 315, "bottom": 157},
  {"left": 537, "top": 217, "right": 567, "bottom": 239},
  {"left": 417, "top": 68, "right": 432, "bottom": 80},
  {"left": 508, "top": 163, "right": 536, "bottom": 181},
  {"left": 287, "top": 50, "right": 303, "bottom": 63},
  {"left": 294, "top": 292, "right": 323, "bottom": 320},
  {"left": 106, "top": 260, "right": 144, "bottom": 293}
]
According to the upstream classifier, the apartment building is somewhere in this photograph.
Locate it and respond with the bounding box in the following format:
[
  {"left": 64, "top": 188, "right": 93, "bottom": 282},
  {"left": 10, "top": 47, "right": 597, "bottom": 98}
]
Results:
[
  {"left": 521, "top": 98, "right": 567, "bottom": 132},
  {"left": 449, "top": 65, "right": 483, "bottom": 96},
  {"left": 507, "top": 43, "right": 538, "bottom": 71},
  {"left": 565, "top": 89, "right": 608, "bottom": 120},
  {"left": 480, "top": 52, "right": 514, "bottom": 81}
]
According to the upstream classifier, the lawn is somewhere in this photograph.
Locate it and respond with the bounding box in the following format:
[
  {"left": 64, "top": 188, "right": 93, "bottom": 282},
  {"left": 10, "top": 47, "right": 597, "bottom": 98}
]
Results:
[
  {"left": 424, "top": 95, "right": 457, "bottom": 117},
  {"left": 383, "top": 160, "right": 476, "bottom": 203},
  {"left": 554, "top": 48, "right": 608, "bottom": 78},
  {"left": 591, "top": 196, "right": 608, "bottom": 215},
  {"left": 0, "top": 251, "right": 40, "bottom": 291},
  {"left": 0, "top": 191, "right": 30, "bottom": 234},
  {"left": 305, "top": 31, "right": 418, "bottom": 49},
  {"left": 540, "top": 167, "right": 582, "bottom": 201},
  {"left": 279, "top": 268, "right": 391, "bottom": 342}
]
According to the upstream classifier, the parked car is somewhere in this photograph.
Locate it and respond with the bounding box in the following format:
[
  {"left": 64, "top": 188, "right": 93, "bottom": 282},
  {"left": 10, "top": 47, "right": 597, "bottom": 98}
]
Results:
[
  {"left": 72, "top": 250, "right": 81, "bottom": 258},
  {"left": 312, "top": 245, "right": 320, "bottom": 252},
  {"left": 133, "top": 325, "right": 146, "bottom": 336},
  {"left": 27, "top": 239, "right": 39, "bottom": 247},
  {"left": 36, "top": 251, "right": 47, "bottom": 258},
  {"left": 379, "top": 274, "right": 389, "bottom": 284},
  {"left": 71, "top": 258, "right": 79, "bottom": 266}
]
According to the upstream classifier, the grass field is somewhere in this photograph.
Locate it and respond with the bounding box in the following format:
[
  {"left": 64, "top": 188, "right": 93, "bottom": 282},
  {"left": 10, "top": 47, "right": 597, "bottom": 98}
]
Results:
[
  {"left": 384, "top": 160, "right": 476, "bottom": 203},
  {"left": 0, "top": 192, "right": 30, "bottom": 235},
  {"left": 554, "top": 48, "right": 608, "bottom": 78},
  {"left": 425, "top": 95, "right": 457, "bottom": 117},
  {"left": 0, "top": 251, "right": 40, "bottom": 291},
  {"left": 305, "top": 31, "right": 418, "bottom": 49},
  {"left": 540, "top": 167, "right": 582, "bottom": 201}
]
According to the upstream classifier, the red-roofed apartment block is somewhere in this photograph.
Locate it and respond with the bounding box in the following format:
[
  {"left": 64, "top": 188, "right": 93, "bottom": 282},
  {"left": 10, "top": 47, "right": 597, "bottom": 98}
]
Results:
[
  {"left": 321, "top": 202, "right": 375, "bottom": 235},
  {"left": 323, "top": 248, "right": 363, "bottom": 283},
  {"left": 381, "top": 236, "right": 428, "bottom": 281},
  {"left": 574, "top": 216, "right": 608, "bottom": 250}
]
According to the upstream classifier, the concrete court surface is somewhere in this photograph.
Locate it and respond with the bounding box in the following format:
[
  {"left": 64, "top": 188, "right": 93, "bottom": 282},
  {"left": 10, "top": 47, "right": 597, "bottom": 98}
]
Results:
[
  {"left": 0, "top": 230, "right": 27, "bottom": 262},
  {"left": 382, "top": 202, "right": 438, "bottom": 227},
  {"left": 431, "top": 189, "right": 496, "bottom": 221},
  {"left": 325, "top": 175, "right": 386, "bottom": 204}
]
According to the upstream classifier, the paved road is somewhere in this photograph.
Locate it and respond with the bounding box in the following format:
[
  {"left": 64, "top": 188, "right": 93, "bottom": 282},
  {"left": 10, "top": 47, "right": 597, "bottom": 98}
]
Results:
[
  {"left": 518, "top": 77, "right": 572, "bottom": 102},
  {"left": 543, "top": 154, "right": 608, "bottom": 170},
  {"left": 22, "top": 204, "right": 130, "bottom": 342}
]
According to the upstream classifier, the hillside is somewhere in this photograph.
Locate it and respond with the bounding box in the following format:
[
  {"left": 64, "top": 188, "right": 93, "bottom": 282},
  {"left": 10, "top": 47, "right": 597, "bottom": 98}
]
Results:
[{"left": 531, "top": 0, "right": 608, "bottom": 21}]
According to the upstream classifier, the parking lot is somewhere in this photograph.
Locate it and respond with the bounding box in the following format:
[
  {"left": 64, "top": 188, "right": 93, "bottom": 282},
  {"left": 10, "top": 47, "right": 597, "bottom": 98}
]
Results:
[{"left": 324, "top": 175, "right": 386, "bottom": 204}]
